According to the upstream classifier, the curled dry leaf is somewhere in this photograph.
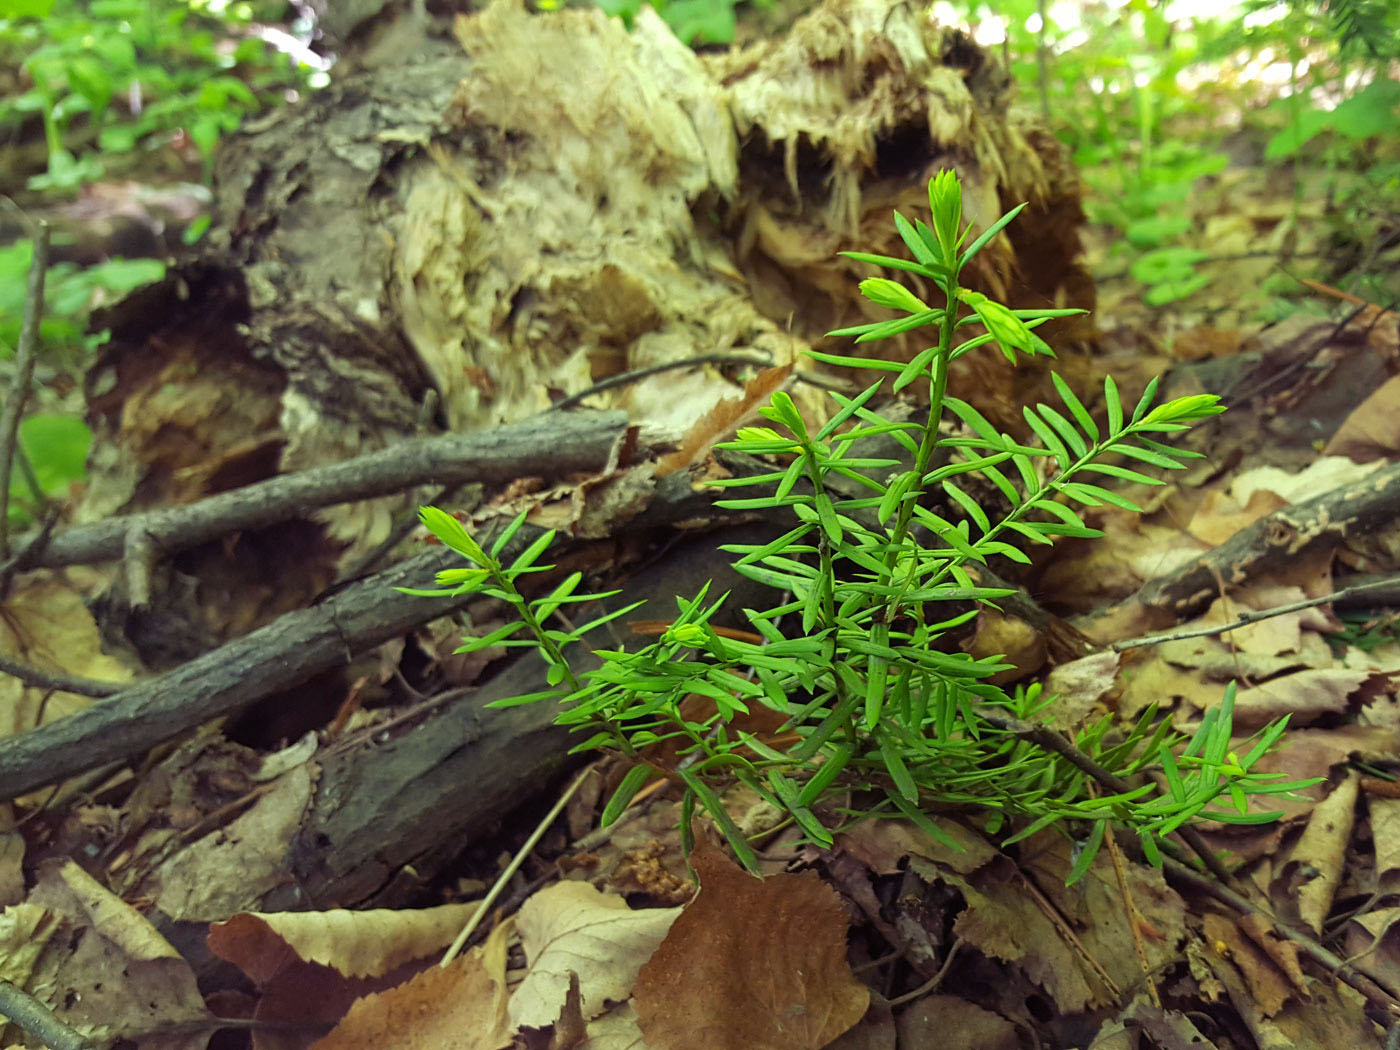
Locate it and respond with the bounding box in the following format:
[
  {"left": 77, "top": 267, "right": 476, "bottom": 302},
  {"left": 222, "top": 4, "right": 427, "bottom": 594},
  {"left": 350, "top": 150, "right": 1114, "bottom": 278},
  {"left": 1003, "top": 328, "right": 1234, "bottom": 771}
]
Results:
[
  {"left": 510, "top": 880, "right": 682, "bottom": 1029},
  {"left": 209, "top": 902, "right": 483, "bottom": 980}
]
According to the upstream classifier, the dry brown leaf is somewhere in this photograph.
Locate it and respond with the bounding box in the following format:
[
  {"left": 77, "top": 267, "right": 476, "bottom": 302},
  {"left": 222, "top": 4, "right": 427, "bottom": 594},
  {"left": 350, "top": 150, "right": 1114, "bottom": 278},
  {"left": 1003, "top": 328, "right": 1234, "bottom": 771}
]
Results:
[
  {"left": 1116, "top": 655, "right": 1227, "bottom": 722},
  {"left": 1230, "top": 457, "right": 1382, "bottom": 506},
  {"left": 1341, "top": 907, "right": 1400, "bottom": 997},
  {"left": 633, "top": 837, "right": 868, "bottom": 1050},
  {"left": 138, "top": 763, "right": 314, "bottom": 921},
  {"left": 1039, "top": 522, "right": 1207, "bottom": 613},
  {"left": 655, "top": 364, "right": 792, "bottom": 476},
  {"left": 1199, "top": 913, "right": 1297, "bottom": 1017},
  {"left": 0, "top": 574, "right": 134, "bottom": 738},
  {"left": 1232, "top": 669, "right": 1382, "bottom": 729},
  {"left": 963, "top": 607, "right": 1047, "bottom": 683},
  {"left": 1276, "top": 772, "right": 1359, "bottom": 934},
  {"left": 510, "top": 880, "right": 681, "bottom": 1029},
  {"left": 209, "top": 912, "right": 426, "bottom": 1050},
  {"left": 309, "top": 921, "right": 513, "bottom": 1050},
  {"left": 837, "top": 817, "right": 996, "bottom": 878},
  {"left": 1236, "top": 913, "right": 1308, "bottom": 998},
  {"left": 579, "top": 1003, "right": 657, "bottom": 1050},
  {"left": 1369, "top": 796, "right": 1400, "bottom": 894},
  {"left": 894, "top": 994, "right": 1018, "bottom": 1050},
  {"left": 209, "top": 902, "right": 481, "bottom": 980},
  {"left": 1169, "top": 325, "right": 1243, "bottom": 362},
  {"left": 1185, "top": 487, "right": 1288, "bottom": 546},
  {"left": 1040, "top": 651, "right": 1120, "bottom": 732},
  {"left": 19, "top": 860, "right": 211, "bottom": 1049},
  {"left": 1324, "top": 373, "right": 1400, "bottom": 463},
  {"left": 1014, "top": 833, "right": 1188, "bottom": 1011}
]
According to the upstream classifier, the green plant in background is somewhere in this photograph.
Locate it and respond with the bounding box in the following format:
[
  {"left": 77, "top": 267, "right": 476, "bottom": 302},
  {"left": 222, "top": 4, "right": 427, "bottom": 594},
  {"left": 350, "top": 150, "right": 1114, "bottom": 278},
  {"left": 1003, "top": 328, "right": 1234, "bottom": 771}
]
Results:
[
  {"left": 1324, "top": 610, "right": 1400, "bottom": 656},
  {"left": 0, "top": 239, "right": 158, "bottom": 527},
  {"left": 561, "top": 0, "right": 770, "bottom": 45},
  {"left": 409, "top": 171, "right": 1310, "bottom": 878},
  {"left": 5, "top": 413, "right": 91, "bottom": 529},
  {"left": 0, "top": 0, "right": 319, "bottom": 190},
  {"left": 942, "top": 0, "right": 1233, "bottom": 306},
  {"left": 0, "top": 238, "right": 163, "bottom": 360}
]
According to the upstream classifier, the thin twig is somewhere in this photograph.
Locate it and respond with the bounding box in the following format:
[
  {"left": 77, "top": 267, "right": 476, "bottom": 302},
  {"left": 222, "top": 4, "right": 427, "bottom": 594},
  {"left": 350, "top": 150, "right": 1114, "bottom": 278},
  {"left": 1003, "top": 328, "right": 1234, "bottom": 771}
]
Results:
[
  {"left": 1108, "top": 573, "right": 1400, "bottom": 653},
  {"left": 440, "top": 766, "right": 596, "bottom": 967},
  {"left": 5, "top": 409, "right": 627, "bottom": 572},
  {"left": 547, "top": 353, "right": 775, "bottom": 412},
  {"left": 1160, "top": 851, "right": 1400, "bottom": 1020},
  {"left": 0, "top": 652, "right": 124, "bottom": 698},
  {"left": 0, "top": 978, "right": 92, "bottom": 1050},
  {"left": 0, "top": 220, "right": 49, "bottom": 563},
  {"left": 886, "top": 938, "right": 963, "bottom": 1007},
  {"left": 1095, "top": 784, "right": 1160, "bottom": 1007},
  {"left": 975, "top": 707, "right": 1235, "bottom": 885},
  {"left": 0, "top": 505, "right": 60, "bottom": 582}
]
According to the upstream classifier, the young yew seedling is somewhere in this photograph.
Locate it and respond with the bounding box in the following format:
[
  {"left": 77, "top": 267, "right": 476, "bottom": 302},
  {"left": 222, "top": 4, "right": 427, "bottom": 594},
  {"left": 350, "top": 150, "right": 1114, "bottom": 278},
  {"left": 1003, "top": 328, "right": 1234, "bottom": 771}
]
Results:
[{"left": 407, "top": 170, "right": 1308, "bottom": 879}]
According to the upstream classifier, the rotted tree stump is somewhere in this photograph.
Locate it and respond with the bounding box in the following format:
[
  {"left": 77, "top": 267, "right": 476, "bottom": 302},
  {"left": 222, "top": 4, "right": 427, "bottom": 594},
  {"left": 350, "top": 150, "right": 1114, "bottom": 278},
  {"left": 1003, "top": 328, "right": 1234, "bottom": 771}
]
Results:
[{"left": 80, "top": 0, "right": 1093, "bottom": 657}]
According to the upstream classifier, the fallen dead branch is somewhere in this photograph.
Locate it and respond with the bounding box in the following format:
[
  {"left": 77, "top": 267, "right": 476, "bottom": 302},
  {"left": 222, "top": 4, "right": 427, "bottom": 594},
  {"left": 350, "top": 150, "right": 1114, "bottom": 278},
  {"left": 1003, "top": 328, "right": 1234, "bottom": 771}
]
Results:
[
  {"left": 0, "top": 542, "right": 472, "bottom": 801},
  {"left": 1124, "top": 460, "right": 1400, "bottom": 619},
  {"left": 4, "top": 408, "right": 628, "bottom": 574}
]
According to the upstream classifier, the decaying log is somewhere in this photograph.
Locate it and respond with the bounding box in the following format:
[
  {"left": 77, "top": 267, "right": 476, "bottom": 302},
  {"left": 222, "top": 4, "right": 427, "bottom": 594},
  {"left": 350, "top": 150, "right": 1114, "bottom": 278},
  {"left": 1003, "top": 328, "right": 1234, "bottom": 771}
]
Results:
[
  {"left": 267, "top": 523, "right": 782, "bottom": 909},
  {"left": 1130, "top": 460, "right": 1400, "bottom": 620},
  {"left": 0, "top": 543, "right": 473, "bottom": 802},
  {"left": 0, "top": 0, "right": 1103, "bottom": 915}
]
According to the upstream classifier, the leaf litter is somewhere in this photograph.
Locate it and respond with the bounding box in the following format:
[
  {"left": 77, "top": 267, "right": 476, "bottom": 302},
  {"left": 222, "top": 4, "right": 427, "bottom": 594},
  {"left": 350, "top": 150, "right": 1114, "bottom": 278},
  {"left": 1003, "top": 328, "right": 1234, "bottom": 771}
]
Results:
[{"left": 6, "top": 2, "right": 1400, "bottom": 1049}]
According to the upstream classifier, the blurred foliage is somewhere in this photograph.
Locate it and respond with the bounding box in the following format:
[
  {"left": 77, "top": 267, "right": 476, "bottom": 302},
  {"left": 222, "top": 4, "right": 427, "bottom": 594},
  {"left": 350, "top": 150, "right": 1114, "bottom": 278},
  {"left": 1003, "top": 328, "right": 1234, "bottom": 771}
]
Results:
[
  {"left": 0, "top": 0, "right": 319, "bottom": 190},
  {"left": 941, "top": 0, "right": 1400, "bottom": 309},
  {"left": 536, "top": 0, "right": 772, "bottom": 44},
  {"left": 1, "top": 0, "right": 322, "bottom": 527}
]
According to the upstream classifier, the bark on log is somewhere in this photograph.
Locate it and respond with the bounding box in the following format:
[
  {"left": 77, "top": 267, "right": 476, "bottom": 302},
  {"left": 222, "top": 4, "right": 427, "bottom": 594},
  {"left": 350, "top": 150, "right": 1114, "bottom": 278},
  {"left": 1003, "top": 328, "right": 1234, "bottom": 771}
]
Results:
[
  {"left": 0, "top": 410, "right": 628, "bottom": 799},
  {"left": 1127, "top": 460, "right": 1400, "bottom": 621},
  {"left": 269, "top": 523, "right": 782, "bottom": 909},
  {"left": 12, "top": 409, "right": 628, "bottom": 571}
]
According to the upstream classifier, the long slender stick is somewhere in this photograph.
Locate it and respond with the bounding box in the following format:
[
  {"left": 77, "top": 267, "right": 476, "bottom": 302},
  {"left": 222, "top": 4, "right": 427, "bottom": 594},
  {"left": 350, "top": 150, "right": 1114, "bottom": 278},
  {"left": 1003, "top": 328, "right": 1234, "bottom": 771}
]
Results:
[
  {"left": 1108, "top": 573, "right": 1400, "bottom": 653},
  {"left": 440, "top": 766, "right": 595, "bottom": 967},
  {"left": 0, "top": 220, "right": 49, "bottom": 565}
]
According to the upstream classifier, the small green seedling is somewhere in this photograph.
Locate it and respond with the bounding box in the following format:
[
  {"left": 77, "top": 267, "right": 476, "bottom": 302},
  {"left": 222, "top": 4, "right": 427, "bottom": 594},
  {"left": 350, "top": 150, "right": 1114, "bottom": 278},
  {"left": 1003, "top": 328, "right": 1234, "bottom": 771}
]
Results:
[{"left": 408, "top": 170, "right": 1311, "bottom": 878}]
